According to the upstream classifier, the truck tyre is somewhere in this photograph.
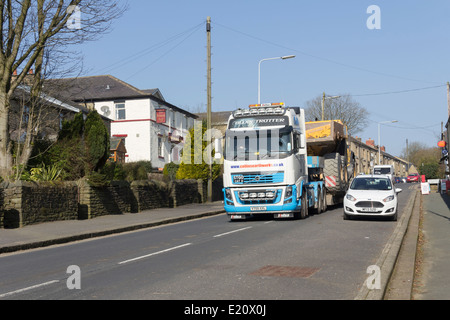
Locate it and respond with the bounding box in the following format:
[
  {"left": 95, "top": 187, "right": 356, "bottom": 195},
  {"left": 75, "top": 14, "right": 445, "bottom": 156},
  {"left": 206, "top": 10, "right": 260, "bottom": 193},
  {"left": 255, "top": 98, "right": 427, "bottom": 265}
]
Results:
[
  {"left": 315, "top": 187, "right": 324, "bottom": 214},
  {"left": 324, "top": 153, "right": 346, "bottom": 193},
  {"left": 299, "top": 189, "right": 308, "bottom": 219}
]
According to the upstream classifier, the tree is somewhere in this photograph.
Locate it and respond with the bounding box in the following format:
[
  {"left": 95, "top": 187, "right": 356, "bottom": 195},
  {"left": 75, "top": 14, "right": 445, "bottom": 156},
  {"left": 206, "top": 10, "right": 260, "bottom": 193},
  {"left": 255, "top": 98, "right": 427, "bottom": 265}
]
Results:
[
  {"left": 84, "top": 110, "right": 109, "bottom": 172},
  {"left": 176, "top": 121, "right": 222, "bottom": 182},
  {"left": 304, "top": 94, "right": 369, "bottom": 135},
  {"left": 401, "top": 142, "right": 445, "bottom": 178},
  {"left": 45, "top": 110, "right": 110, "bottom": 180},
  {"left": 0, "top": 0, "right": 126, "bottom": 180}
]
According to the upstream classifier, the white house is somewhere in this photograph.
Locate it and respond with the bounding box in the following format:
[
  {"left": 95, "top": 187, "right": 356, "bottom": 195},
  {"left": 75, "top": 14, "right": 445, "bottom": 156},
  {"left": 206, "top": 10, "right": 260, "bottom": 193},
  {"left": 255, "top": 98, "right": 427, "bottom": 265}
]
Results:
[{"left": 47, "top": 75, "right": 198, "bottom": 169}]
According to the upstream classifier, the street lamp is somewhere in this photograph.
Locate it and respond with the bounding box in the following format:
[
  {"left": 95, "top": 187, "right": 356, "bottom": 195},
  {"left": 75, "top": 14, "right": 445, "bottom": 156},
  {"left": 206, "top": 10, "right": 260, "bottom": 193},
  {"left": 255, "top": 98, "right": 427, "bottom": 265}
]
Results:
[
  {"left": 258, "top": 55, "right": 296, "bottom": 104},
  {"left": 378, "top": 120, "right": 398, "bottom": 164},
  {"left": 321, "top": 93, "right": 341, "bottom": 121}
]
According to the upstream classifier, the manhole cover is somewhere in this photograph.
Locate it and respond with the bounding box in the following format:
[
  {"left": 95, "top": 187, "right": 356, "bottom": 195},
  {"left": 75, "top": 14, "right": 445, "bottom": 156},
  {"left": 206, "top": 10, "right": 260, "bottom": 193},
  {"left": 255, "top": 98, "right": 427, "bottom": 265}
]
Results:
[{"left": 250, "top": 265, "right": 320, "bottom": 278}]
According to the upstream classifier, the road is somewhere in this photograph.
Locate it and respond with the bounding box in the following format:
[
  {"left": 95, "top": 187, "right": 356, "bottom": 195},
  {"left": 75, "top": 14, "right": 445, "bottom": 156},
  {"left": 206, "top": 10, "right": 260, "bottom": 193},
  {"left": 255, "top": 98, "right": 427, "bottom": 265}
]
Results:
[{"left": 0, "top": 183, "right": 416, "bottom": 300}]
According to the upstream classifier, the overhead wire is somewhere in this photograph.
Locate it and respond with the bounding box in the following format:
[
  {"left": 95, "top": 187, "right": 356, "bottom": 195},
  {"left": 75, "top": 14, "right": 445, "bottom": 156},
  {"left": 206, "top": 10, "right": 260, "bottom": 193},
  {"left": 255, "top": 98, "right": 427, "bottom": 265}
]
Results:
[
  {"left": 93, "top": 21, "right": 205, "bottom": 75},
  {"left": 214, "top": 21, "right": 444, "bottom": 86},
  {"left": 123, "top": 22, "right": 204, "bottom": 80}
]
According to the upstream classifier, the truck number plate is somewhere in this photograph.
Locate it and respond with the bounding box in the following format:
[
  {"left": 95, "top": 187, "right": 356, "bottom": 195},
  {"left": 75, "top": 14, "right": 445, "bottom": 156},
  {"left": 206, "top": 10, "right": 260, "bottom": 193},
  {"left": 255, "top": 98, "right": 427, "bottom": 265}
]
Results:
[
  {"left": 276, "top": 213, "right": 294, "bottom": 218},
  {"left": 251, "top": 206, "right": 267, "bottom": 212}
]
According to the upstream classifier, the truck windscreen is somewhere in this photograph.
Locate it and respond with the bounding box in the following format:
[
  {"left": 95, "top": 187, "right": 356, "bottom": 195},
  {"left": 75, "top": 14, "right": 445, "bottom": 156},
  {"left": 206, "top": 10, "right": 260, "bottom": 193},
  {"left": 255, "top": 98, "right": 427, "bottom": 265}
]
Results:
[{"left": 224, "top": 127, "right": 292, "bottom": 161}]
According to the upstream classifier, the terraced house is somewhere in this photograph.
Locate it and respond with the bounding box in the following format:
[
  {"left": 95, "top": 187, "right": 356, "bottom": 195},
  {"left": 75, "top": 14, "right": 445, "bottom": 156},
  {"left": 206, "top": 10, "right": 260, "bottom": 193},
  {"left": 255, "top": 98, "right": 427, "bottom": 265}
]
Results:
[{"left": 47, "top": 75, "right": 198, "bottom": 169}]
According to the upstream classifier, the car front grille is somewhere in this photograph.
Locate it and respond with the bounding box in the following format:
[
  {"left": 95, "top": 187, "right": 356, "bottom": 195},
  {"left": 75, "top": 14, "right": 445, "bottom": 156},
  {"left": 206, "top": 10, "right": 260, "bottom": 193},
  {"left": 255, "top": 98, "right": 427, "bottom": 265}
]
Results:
[{"left": 355, "top": 201, "right": 384, "bottom": 208}]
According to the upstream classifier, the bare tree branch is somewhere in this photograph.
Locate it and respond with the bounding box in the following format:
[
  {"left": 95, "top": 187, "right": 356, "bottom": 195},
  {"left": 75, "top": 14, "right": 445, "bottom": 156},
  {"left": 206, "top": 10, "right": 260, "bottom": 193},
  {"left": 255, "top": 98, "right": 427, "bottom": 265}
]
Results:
[
  {"left": 0, "top": 0, "right": 127, "bottom": 180},
  {"left": 304, "top": 94, "right": 370, "bottom": 135}
]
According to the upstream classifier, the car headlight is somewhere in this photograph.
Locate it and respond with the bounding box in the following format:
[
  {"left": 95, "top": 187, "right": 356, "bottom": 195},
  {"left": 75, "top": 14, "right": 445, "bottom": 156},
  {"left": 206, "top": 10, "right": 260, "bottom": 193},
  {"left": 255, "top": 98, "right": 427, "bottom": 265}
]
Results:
[
  {"left": 383, "top": 195, "right": 395, "bottom": 202},
  {"left": 346, "top": 194, "right": 356, "bottom": 202}
]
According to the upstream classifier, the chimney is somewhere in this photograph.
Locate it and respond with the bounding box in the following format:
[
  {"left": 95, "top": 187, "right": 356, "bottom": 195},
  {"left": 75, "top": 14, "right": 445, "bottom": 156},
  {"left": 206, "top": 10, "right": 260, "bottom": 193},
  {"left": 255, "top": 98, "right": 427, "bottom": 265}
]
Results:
[
  {"left": 381, "top": 146, "right": 386, "bottom": 152},
  {"left": 366, "top": 138, "right": 375, "bottom": 147}
]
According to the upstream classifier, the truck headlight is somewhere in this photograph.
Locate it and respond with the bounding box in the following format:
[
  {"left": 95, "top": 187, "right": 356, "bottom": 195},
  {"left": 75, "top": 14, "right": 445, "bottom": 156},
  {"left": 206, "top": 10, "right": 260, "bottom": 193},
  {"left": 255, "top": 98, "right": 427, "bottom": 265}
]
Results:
[
  {"left": 225, "top": 189, "right": 233, "bottom": 201},
  {"left": 285, "top": 186, "right": 293, "bottom": 198}
]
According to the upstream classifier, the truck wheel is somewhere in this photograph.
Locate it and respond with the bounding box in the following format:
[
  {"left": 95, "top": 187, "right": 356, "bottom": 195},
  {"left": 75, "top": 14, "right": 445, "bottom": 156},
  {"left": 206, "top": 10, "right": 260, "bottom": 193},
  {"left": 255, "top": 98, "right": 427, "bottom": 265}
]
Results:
[
  {"left": 315, "top": 187, "right": 323, "bottom": 214},
  {"left": 300, "top": 189, "right": 308, "bottom": 219},
  {"left": 324, "top": 153, "right": 345, "bottom": 193}
]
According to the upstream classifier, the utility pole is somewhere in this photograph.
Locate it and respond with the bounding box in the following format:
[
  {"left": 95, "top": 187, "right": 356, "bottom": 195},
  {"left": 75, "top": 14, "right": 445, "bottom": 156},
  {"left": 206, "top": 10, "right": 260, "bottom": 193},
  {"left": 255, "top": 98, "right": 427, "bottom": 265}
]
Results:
[
  {"left": 406, "top": 139, "right": 409, "bottom": 174},
  {"left": 207, "top": 17, "right": 212, "bottom": 203},
  {"left": 447, "top": 82, "right": 450, "bottom": 118},
  {"left": 322, "top": 92, "right": 326, "bottom": 121}
]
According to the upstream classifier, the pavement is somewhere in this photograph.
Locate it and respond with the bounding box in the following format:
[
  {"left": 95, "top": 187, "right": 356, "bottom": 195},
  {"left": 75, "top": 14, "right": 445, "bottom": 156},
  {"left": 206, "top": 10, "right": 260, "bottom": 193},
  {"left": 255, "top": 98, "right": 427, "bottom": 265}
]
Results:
[
  {"left": 384, "top": 184, "right": 450, "bottom": 300},
  {"left": 1, "top": 187, "right": 449, "bottom": 300},
  {"left": 412, "top": 188, "right": 450, "bottom": 300},
  {"left": 0, "top": 201, "right": 226, "bottom": 255}
]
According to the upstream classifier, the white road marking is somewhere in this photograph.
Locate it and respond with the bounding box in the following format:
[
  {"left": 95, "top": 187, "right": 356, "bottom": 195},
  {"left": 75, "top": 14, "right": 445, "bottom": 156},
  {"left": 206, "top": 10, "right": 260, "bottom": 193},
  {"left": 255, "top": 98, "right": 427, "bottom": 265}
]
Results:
[
  {"left": 0, "top": 280, "right": 60, "bottom": 299},
  {"left": 118, "top": 243, "right": 193, "bottom": 265},
  {"left": 213, "top": 227, "right": 253, "bottom": 238}
]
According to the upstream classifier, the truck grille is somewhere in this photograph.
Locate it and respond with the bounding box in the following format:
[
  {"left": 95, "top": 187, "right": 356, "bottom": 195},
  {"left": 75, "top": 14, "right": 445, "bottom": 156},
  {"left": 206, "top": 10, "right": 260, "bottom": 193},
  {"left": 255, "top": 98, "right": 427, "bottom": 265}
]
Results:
[{"left": 232, "top": 172, "right": 284, "bottom": 185}]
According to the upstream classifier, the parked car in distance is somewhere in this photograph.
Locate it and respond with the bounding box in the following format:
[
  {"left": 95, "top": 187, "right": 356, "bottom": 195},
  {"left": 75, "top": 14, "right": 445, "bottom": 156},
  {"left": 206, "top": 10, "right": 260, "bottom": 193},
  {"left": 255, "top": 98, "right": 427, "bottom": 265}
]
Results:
[
  {"left": 407, "top": 173, "right": 420, "bottom": 183},
  {"left": 343, "top": 175, "right": 402, "bottom": 221}
]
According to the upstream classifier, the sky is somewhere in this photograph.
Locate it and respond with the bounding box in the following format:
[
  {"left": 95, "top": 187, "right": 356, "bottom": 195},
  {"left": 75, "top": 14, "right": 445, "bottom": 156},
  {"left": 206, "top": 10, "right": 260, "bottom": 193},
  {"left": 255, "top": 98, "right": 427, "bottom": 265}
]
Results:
[{"left": 75, "top": 0, "right": 450, "bottom": 158}]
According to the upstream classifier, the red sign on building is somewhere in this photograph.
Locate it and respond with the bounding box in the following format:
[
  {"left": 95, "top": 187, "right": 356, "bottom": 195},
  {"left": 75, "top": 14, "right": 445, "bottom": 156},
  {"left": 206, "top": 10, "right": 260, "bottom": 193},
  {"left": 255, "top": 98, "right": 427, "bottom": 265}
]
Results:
[{"left": 156, "top": 109, "right": 166, "bottom": 124}]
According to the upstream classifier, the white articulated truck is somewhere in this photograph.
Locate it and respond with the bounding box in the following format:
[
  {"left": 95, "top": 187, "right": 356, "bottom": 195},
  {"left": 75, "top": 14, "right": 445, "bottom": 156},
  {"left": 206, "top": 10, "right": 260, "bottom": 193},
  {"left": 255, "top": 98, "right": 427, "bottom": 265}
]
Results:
[{"left": 221, "top": 103, "right": 353, "bottom": 220}]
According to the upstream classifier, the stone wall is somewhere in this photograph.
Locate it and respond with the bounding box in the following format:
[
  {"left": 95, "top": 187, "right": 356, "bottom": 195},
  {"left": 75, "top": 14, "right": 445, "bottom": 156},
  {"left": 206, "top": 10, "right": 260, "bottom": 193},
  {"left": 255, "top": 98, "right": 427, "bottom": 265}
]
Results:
[
  {"left": 78, "top": 180, "right": 139, "bottom": 220},
  {"left": 0, "top": 188, "right": 4, "bottom": 229},
  {"left": 0, "top": 181, "right": 78, "bottom": 228},
  {"left": 131, "top": 180, "right": 171, "bottom": 211},
  {"left": 0, "top": 178, "right": 209, "bottom": 229}
]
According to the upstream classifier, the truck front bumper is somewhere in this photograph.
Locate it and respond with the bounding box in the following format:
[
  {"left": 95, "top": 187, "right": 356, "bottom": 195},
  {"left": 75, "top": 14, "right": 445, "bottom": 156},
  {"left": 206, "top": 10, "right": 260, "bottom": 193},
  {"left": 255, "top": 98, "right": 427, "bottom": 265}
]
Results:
[{"left": 223, "top": 186, "right": 301, "bottom": 218}]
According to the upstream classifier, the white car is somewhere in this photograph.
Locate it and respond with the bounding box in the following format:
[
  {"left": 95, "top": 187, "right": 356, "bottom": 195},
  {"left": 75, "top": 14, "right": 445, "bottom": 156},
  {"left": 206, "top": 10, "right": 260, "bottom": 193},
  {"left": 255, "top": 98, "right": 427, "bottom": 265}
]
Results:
[{"left": 343, "top": 175, "right": 402, "bottom": 221}]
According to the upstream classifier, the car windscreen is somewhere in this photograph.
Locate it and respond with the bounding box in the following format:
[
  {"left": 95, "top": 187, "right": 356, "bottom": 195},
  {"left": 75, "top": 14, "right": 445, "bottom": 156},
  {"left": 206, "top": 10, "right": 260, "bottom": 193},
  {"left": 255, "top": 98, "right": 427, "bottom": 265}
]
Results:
[{"left": 350, "top": 177, "right": 392, "bottom": 191}]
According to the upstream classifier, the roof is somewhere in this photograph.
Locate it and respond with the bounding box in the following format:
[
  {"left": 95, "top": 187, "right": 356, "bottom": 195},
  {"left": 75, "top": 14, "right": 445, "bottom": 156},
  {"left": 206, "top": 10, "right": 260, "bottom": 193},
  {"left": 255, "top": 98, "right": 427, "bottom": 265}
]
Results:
[
  {"left": 110, "top": 138, "right": 127, "bottom": 152},
  {"left": 196, "top": 111, "right": 232, "bottom": 124},
  {"left": 45, "top": 75, "right": 151, "bottom": 102},
  {"left": 45, "top": 75, "right": 198, "bottom": 119},
  {"left": 13, "top": 85, "right": 85, "bottom": 114}
]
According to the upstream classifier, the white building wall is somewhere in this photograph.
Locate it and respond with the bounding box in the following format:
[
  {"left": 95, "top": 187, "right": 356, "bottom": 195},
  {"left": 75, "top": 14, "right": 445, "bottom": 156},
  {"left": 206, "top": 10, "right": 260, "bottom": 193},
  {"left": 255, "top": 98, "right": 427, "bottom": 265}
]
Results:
[{"left": 94, "top": 98, "right": 195, "bottom": 168}]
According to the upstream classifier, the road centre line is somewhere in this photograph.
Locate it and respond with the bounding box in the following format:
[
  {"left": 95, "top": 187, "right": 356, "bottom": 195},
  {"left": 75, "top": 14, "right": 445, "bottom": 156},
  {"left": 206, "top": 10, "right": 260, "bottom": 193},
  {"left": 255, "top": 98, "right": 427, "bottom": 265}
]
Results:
[
  {"left": 0, "top": 280, "right": 60, "bottom": 299},
  {"left": 213, "top": 227, "right": 253, "bottom": 238},
  {"left": 118, "top": 243, "right": 193, "bottom": 265}
]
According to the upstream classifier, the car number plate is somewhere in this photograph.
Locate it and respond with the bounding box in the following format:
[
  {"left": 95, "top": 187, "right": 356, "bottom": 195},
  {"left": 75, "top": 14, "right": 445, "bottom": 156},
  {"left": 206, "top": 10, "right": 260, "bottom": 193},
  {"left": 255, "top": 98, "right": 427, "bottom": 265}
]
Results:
[
  {"left": 251, "top": 206, "right": 267, "bottom": 212},
  {"left": 360, "top": 208, "right": 378, "bottom": 212}
]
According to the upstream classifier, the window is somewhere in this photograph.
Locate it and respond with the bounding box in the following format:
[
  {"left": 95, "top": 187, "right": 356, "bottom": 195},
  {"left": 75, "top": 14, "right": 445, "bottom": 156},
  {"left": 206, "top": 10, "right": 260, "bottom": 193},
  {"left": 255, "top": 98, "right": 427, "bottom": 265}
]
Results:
[
  {"left": 115, "top": 102, "right": 126, "bottom": 120},
  {"left": 158, "top": 136, "right": 164, "bottom": 159}
]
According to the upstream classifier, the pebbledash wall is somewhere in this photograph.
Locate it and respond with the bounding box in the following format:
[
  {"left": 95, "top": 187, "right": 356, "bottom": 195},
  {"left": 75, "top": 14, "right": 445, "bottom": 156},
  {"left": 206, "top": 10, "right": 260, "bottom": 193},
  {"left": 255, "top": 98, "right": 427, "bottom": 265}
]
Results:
[{"left": 0, "top": 179, "right": 209, "bottom": 229}]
